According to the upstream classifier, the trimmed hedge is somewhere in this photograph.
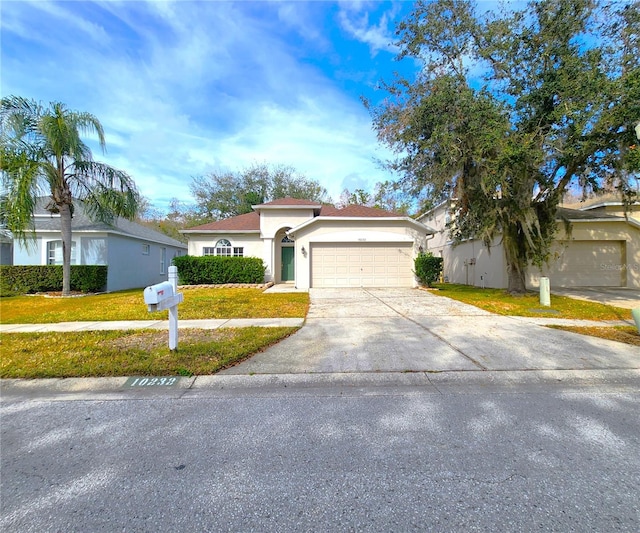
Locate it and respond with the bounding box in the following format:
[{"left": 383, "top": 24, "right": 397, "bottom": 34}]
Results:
[
  {"left": 414, "top": 252, "right": 444, "bottom": 288},
  {"left": 172, "top": 255, "right": 266, "bottom": 285},
  {"left": 0, "top": 265, "right": 108, "bottom": 295}
]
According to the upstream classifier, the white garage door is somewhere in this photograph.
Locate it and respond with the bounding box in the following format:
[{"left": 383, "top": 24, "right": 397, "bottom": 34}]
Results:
[
  {"left": 546, "top": 240, "right": 624, "bottom": 287},
  {"left": 311, "top": 243, "right": 414, "bottom": 288}
]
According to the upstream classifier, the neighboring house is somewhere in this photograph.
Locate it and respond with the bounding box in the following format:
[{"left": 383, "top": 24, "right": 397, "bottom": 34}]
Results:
[
  {"left": 9, "top": 199, "right": 187, "bottom": 292},
  {"left": 182, "top": 198, "right": 435, "bottom": 289},
  {"left": 0, "top": 230, "right": 13, "bottom": 265},
  {"left": 418, "top": 200, "right": 640, "bottom": 289}
]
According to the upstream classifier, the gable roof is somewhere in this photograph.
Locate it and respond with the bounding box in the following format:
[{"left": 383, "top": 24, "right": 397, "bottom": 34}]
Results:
[
  {"left": 253, "top": 197, "right": 322, "bottom": 208},
  {"left": 181, "top": 200, "right": 435, "bottom": 234},
  {"left": 321, "top": 204, "right": 404, "bottom": 217},
  {"left": 31, "top": 198, "right": 186, "bottom": 248},
  {"left": 182, "top": 211, "right": 260, "bottom": 233}
]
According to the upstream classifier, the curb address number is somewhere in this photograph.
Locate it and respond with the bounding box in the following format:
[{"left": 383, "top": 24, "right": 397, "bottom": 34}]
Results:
[{"left": 126, "top": 377, "right": 180, "bottom": 388}]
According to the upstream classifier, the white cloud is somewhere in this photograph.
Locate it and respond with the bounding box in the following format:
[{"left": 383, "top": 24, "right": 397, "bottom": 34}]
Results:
[
  {"left": 337, "top": 1, "right": 399, "bottom": 56},
  {"left": 1, "top": 0, "right": 401, "bottom": 213}
]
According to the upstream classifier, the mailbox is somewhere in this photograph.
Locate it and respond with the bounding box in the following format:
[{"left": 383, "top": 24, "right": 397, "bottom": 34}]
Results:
[{"left": 144, "top": 282, "right": 175, "bottom": 305}]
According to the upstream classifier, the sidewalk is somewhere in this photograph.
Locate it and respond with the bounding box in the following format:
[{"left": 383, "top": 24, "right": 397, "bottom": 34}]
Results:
[
  {"left": 0, "top": 316, "right": 632, "bottom": 333},
  {"left": 0, "top": 318, "right": 304, "bottom": 333}
]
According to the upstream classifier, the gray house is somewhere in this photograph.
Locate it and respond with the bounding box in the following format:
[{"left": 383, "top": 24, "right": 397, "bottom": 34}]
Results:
[{"left": 9, "top": 199, "right": 187, "bottom": 292}]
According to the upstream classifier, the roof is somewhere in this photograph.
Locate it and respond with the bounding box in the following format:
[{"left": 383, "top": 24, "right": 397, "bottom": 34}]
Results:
[
  {"left": 557, "top": 207, "right": 622, "bottom": 221},
  {"left": 183, "top": 211, "right": 260, "bottom": 232},
  {"left": 321, "top": 204, "right": 404, "bottom": 217},
  {"left": 182, "top": 201, "right": 409, "bottom": 234},
  {"left": 31, "top": 198, "right": 187, "bottom": 248},
  {"left": 253, "top": 197, "right": 322, "bottom": 208}
]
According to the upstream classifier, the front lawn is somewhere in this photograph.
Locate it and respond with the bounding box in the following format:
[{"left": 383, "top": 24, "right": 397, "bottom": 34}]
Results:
[
  {"left": 0, "top": 287, "right": 309, "bottom": 324},
  {"left": 0, "top": 327, "right": 298, "bottom": 379},
  {"left": 547, "top": 325, "right": 640, "bottom": 347},
  {"left": 430, "top": 283, "right": 632, "bottom": 321}
]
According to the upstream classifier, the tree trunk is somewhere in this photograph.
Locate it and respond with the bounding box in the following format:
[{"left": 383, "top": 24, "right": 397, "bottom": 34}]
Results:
[
  {"left": 59, "top": 202, "right": 73, "bottom": 296},
  {"left": 506, "top": 260, "right": 527, "bottom": 294}
]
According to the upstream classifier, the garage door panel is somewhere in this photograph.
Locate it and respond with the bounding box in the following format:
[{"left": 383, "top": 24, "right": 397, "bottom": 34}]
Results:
[
  {"left": 311, "top": 243, "right": 414, "bottom": 288},
  {"left": 542, "top": 240, "right": 623, "bottom": 287}
]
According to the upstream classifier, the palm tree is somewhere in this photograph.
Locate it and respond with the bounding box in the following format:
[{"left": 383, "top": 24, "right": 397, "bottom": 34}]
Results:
[{"left": 0, "top": 96, "right": 140, "bottom": 295}]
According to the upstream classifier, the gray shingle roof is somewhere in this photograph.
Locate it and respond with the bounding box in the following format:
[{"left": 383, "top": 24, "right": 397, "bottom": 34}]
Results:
[{"left": 32, "top": 198, "right": 186, "bottom": 248}]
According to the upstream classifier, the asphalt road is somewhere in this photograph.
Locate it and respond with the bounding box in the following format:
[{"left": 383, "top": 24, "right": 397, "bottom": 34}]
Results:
[{"left": 2, "top": 376, "right": 639, "bottom": 532}]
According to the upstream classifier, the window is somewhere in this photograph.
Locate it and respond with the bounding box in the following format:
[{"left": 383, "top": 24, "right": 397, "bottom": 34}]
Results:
[
  {"left": 203, "top": 247, "right": 215, "bottom": 256},
  {"left": 142, "top": 244, "right": 150, "bottom": 255},
  {"left": 214, "top": 239, "right": 243, "bottom": 257},
  {"left": 215, "top": 239, "right": 232, "bottom": 256},
  {"left": 160, "top": 247, "right": 167, "bottom": 274},
  {"left": 47, "top": 241, "right": 76, "bottom": 265}
]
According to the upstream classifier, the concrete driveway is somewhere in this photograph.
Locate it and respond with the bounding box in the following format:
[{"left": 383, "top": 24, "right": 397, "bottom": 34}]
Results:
[{"left": 221, "top": 288, "right": 639, "bottom": 375}]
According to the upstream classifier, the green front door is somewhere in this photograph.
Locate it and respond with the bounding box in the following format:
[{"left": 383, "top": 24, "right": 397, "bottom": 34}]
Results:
[{"left": 281, "top": 247, "right": 295, "bottom": 282}]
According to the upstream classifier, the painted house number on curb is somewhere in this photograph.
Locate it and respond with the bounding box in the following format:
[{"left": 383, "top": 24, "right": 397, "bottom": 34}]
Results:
[{"left": 126, "top": 377, "right": 179, "bottom": 387}]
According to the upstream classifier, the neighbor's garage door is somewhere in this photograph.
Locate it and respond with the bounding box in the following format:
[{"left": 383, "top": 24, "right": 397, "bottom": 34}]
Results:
[
  {"left": 311, "top": 243, "right": 413, "bottom": 288},
  {"left": 548, "top": 240, "right": 624, "bottom": 287}
]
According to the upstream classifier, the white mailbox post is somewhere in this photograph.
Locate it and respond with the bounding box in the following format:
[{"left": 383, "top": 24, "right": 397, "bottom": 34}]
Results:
[{"left": 144, "top": 266, "right": 184, "bottom": 350}]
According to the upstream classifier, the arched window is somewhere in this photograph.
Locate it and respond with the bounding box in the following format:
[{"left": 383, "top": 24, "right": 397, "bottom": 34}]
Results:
[
  {"left": 206, "top": 238, "right": 244, "bottom": 257},
  {"left": 215, "top": 239, "right": 232, "bottom": 256},
  {"left": 281, "top": 235, "right": 294, "bottom": 243}
]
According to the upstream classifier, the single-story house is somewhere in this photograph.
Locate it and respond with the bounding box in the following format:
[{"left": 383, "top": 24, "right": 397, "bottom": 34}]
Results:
[
  {"left": 9, "top": 198, "right": 188, "bottom": 292},
  {"left": 417, "top": 200, "right": 640, "bottom": 289},
  {"left": 182, "top": 198, "right": 436, "bottom": 289}
]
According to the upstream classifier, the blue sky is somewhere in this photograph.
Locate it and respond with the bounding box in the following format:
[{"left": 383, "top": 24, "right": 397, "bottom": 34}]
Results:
[{"left": 1, "top": 0, "right": 421, "bottom": 213}]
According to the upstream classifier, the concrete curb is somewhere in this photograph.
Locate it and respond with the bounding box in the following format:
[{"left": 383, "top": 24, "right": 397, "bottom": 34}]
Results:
[{"left": 2, "top": 369, "right": 639, "bottom": 401}]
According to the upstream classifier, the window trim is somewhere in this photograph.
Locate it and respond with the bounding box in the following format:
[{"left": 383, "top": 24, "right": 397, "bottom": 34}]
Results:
[
  {"left": 160, "top": 247, "right": 167, "bottom": 274},
  {"left": 46, "top": 240, "right": 77, "bottom": 265}
]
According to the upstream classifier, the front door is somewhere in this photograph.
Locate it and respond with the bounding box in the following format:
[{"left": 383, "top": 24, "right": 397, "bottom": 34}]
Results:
[{"left": 281, "top": 247, "right": 295, "bottom": 282}]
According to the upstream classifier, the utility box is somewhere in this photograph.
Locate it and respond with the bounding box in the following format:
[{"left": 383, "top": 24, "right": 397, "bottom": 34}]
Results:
[{"left": 144, "top": 282, "right": 174, "bottom": 305}]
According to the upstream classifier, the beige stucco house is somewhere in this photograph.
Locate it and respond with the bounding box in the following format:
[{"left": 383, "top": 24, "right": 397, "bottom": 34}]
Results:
[
  {"left": 182, "top": 198, "right": 435, "bottom": 289},
  {"left": 417, "top": 200, "right": 640, "bottom": 289}
]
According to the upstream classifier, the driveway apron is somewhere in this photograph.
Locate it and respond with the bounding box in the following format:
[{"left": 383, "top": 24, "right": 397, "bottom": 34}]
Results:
[{"left": 220, "top": 288, "right": 639, "bottom": 375}]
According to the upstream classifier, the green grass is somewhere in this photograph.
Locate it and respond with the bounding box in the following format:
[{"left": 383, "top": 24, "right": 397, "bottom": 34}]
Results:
[
  {"left": 431, "top": 283, "right": 632, "bottom": 321},
  {"left": 0, "top": 327, "right": 298, "bottom": 379},
  {"left": 0, "top": 287, "right": 309, "bottom": 324},
  {"left": 547, "top": 325, "right": 640, "bottom": 347}
]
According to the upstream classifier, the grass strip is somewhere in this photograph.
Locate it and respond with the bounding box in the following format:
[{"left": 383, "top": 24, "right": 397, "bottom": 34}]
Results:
[
  {"left": 547, "top": 325, "right": 640, "bottom": 347},
  {"left": 0, "top": 288, "right": 309, "bottom": 324},
  {"left": 0, "top": 327, "right": 298, "bottom": 379},
  {"left": 430, "top": 284, "right": 632, "bottom": 321}
]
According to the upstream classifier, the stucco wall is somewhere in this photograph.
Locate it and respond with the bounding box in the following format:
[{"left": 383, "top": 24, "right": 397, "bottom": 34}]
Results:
[
  {"left": 258, "top": 208, "right": 316, "bottom": 238},
  {"left": 186, "top": 233, "right": 263, "bottom": 258}
]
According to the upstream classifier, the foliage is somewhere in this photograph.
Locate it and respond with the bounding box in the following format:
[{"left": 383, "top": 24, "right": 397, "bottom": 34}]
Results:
[
  {"left": 414, "top": 252, "right": 444, "bottom": 287},
  {"left": 0, "top": 96, "right": 141, "bottom": 295},
  {"left": 187, "top": 162, "right": 330, "bottom": 222},
  {"left": 0, "top": 265, "right": 107, "bottom": 295},
  {"left": 0, "top": 327, "right": 299, "bottom": 378},
  {"left": 367, "top": 0, "right": 640, "bottom": 293},
  {"left": 0, "top": 287, "right": 309, "bottom": 323},
  {"left": 337, "top": 181, "right": 414, "bottom": 214},
  {"left": 172, "top": 255, "right": 266, "bottom": 285}
]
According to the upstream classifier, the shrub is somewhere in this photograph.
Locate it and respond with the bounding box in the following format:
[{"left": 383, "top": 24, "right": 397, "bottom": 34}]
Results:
[
  {"left": 414, "top": 252, "right": 443, "bottom": 288},
  {"left": 172, "top": 255, "right": 266, "bottom": 285},
  {"left": 0, "top": 265, "right": 108, "bottom": 296}
]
